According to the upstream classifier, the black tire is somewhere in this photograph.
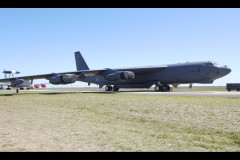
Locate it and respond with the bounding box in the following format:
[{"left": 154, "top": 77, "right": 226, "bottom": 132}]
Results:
[
  {"left": 154, "top": 85, "right": 160, "bottom": 92},
  {"left": 162, "top": 85, "right": 167, "bottom": 92},
  {"left": 16, "top": 89, "right": 19, "bottom": 93},
  {"left": 113, "top": 86, "right": 119, "bottom": 91},
  {"left": 105, "top": 85, "right": 113, "bottom": 91},
  {"left": 105, "top": 86, "right": 109, "bottom": 91},
  {"left": 165, "top": 85, "right": 171, "bottom": 92},
  {"left": 227, "top": 88, "right": 231, "bottom": 92}
]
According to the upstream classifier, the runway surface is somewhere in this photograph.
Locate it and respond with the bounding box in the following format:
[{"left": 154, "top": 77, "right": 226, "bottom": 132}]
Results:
[{"left": 14, "top": 89, "right": 240, "bottom": 98}]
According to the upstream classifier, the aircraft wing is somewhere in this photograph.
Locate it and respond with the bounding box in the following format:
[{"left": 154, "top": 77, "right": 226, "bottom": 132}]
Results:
[
  {"left": 79, "top": 65, "right": 168, "bottom": 76},
  {"left": 0, "top": 66, "right": 167, "bottom": 82},
  {"left": 0, "top": 70, "right": 107, "bottom": 83},
  {"left": 0, "top": 73, "right": 53, "bottom": 83}
]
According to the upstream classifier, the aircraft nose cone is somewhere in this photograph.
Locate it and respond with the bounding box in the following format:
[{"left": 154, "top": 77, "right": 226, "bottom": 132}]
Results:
[{"left": 221, "top": 67, "right": 231, "bottom": 76}]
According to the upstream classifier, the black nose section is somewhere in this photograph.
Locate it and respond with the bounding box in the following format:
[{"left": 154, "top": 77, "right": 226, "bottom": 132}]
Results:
[{"left": 220, "top": 67, "right": 231, "bottom": 76}]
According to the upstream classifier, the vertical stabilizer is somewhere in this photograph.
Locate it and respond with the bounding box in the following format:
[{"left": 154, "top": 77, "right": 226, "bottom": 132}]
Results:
[{"left": 75, "top": 51, "right": 89, "bottom": 70}]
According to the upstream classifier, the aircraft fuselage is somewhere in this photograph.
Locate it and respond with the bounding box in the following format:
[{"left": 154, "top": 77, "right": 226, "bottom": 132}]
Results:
[{"left": 80, "top": 61, "right": 231, "bottom": 89}]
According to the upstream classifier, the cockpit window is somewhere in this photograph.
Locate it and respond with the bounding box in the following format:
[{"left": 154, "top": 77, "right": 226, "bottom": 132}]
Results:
[
  {"left": 203, "top": 62, "right": 218, "bottom": 67},
  {"left": 212, "top": 62, "right": 219, "bottom": 66}
]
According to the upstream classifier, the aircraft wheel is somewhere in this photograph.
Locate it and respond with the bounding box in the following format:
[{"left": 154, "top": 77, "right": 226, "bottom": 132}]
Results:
[
  {"left": 154, "top": 85, "right": 161, "bottom": 92},
  {"left": 162, "top": 85, "right": 167, "bottom": 92},
  {"left": 113, "top": 86, "right": 119, "bottom": 91},
  {"left": 105, "top": 86, "right": 109, "bottom": 91},
  {"left": 108, "top": 86, "right": 113, "bottom": 91},
  {"left": 16, "top": 89, "right": 19, "bottom": 94},
  {"left": 165, "top": 85, "right": 171, "bottom": 92},
  {"left": 105, "top": 85, "right": 113, "bottom": 91},
  {"left": 160, "top": 85, "right": 170, "bottom": 92}
]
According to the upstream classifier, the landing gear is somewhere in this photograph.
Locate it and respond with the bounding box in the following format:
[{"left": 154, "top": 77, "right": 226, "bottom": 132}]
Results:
[
  {"left": 16, "top": 89, "right": 19, "bottom": 94},
  {"left": 7, "top": 87, "right": 12, "bottom": 90},
  {"left": 105, "top": 85, "right": 119, "bottom": 92},
  {"left": 105, "top": 85, "right": 113, "bottom": 91},
  {"left": 154, "top": 85, "right": 171, "bottom": 92},
  {"left": 154, "top": 85, "right": 161, "bottom": 92},
  {"left": 164, "top": 85, "right": 171, "bottom": 92},
  {"left": 113, "top": 86, "right": 119, "bottom": 91}
]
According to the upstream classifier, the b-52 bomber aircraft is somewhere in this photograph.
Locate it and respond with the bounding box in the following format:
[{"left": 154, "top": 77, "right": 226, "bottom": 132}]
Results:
[{"left": 0, "top": 51, "right": 231, "bottom": 93}]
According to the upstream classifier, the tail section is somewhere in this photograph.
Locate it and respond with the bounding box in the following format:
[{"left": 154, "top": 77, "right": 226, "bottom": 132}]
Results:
[{"left": 74, "top": 51, "right": 89, "bottom": 70}]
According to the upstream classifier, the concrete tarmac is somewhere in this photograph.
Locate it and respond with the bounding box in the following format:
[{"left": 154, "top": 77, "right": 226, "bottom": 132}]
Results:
[{"left": 13, "top": 89, "right": 240, "bottom": 98}]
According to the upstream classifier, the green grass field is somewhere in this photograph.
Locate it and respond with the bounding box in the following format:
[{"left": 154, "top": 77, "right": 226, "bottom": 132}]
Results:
[{"left": 0, "top": 89, "right": 239, "bottom": 151}]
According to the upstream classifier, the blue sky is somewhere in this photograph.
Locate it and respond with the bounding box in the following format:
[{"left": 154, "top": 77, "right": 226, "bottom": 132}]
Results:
[{"left": 0, "top": 8, "right": 239, "bottom": 87}]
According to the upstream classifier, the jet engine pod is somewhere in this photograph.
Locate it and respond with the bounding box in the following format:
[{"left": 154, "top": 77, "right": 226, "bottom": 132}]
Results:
[
  {"left": 49, "top": 74, "right": 77, "bottom": 84},
  {"left": 34, "top": 84, "right": 40, "bottom": 88},
  {"left": 105, "top": 71, "right": 135, "bottom": 81},
  {"left": 41, "top": 84, "right": 46, "bottom": 88},
  {"left": 122, "top": 71, "right": 135, "bottom": 80}
]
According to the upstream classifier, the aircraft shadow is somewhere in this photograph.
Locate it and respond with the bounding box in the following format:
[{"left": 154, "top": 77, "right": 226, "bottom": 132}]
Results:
[
  {"left": 35, "top": 90, "right": 156, "bottom": 95},
  {"left": 0, "top": 94, "right": 15, "bottom": 96},
  {"left": 81, "top": 90, "right": 156, "bottom": 94},
  {"left": 38, "top": 92, "right": 81, "bottom": 95}
]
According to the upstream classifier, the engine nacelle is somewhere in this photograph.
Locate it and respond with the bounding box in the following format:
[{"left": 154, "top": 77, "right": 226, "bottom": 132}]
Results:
[
  {"left": 105, "top": 71, "right": 135, "bottom": 81},
  {"left": 41, "top": 84, "right": 46, "bottom": 88},
  {"left": 49, "top": 74, "right": 77, "bottom": 85},
  {"left": 11, "top": 79, "right": 24, "bottom": 87},
  {"left": 34, "top": 84, "right": 40, "bottom": 88}
]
